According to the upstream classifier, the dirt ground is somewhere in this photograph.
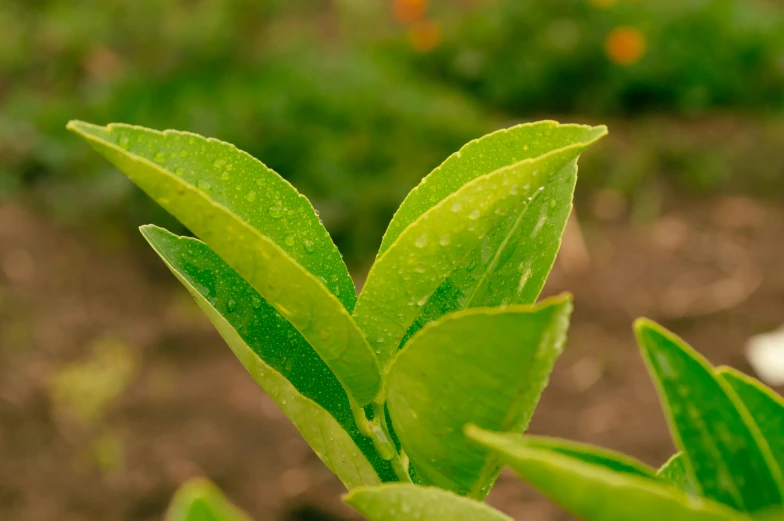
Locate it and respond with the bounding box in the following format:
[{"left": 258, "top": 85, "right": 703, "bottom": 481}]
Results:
[{"left": 1, "top": 194, "right": 783, "bottom": 521}]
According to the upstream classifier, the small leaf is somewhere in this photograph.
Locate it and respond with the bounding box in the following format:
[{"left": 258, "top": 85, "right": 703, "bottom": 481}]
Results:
[
  {"left": 343, "top": 484, "right": 513, "bottom": 521},
  {"left": 385, "top": 295, "right": 572, "bottom": 498},
  {"left": 68, "top": 122, "right": 381, "bottom": 406},
  {"left": 635, "top": 319, "right": 784, "bottom": 512},
  {"left": 659, "top": 452, "right": 699, "bottom": 494},
  {"left": 522, "top": 436, "right": 658, "bottom": 480},
  {"left": 467, "top": 427, "right": 747, "bottom": 521},
  {"left": 166, "top": 478, "right": 252, "bottom": 521},
  {"left": 355, "top": 125, "right": 606, "bottom": 369},
  {"left": 718, "top": 366, "right": 784, "bottom": 474},
  {"left": 143, "top": 226, "right": 390, "bottom": 487}
]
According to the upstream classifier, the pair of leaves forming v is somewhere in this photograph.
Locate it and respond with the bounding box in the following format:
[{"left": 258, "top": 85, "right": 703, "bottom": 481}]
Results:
[{"left": 67, "top": 120, "right": 605, "bottom": 492}]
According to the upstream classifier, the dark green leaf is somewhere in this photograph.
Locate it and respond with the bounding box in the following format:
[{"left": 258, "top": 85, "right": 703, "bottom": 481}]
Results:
[
  {"left": 467, "top": 427, "right": 746, "bottom": 521},
  {"left": 343, "top": 484, "right": 513, "bottom": 521},
  {"left": 635, "top": 319, "right": 784, "bottom": 512},
  {"left": 385, "top": 295, "right": 572, "bottom": 498},
  {"left": 142, "top": 226, "right": 391, "bottom": 487},
  {"left": 718, "top": 366, "right": 784, "bottom": 475},
  {"left": 68, "top": 121, "right": 381, "bottom": 406}
]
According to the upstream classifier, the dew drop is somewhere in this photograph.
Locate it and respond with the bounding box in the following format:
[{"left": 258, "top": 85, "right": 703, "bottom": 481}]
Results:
[
  {"left": 417, "top": 295, "right": 429, "bottom": 306},
  {"left": 450, "top": 201, "right": 463, "bottom": 212},
  {"left": 269, "top": 206, "right": 283, "bottom": 218},
  {"left": 227, "top": 298, "right": 237, "bottom": 312},
  {"left": 197, "top": 179, "right": 211, "bottom": 193},
  {"left": 303, "top": 239, "right": 316, "bottom": 253},
  {"left": 214, "top": 158, "right": 226, "bottom": 168},
  {"left": 509, "top": 183, "right": 519, "bottom": 196},
  {"left": 284, "top": 235, "right": 295, "bottom": 246},
  {"left": 415, "top": 234, "right": 428, "bottom": 248},
  {"left": 252, "top": 296, "right": 262, "bottom": 309},
  {"left": 439, "top": 234, "right": 451, "bottom": 246},
  {"left": 469, "top": 209, "right": 481, "bottom": 220},
  {"left": 118, "top": 135, "right": 130, "bottom": 150},
  {"left": 174, "top": 167, "right": 184, "bottom": 176},
  {"left": 179, "top": 150, "right": 189, "bottom": 158},
  {"left": 246, "top": 191, "right": 257, "bottom": 202},
  {"left": 221, "top": 172, "right": 229, "bottom": 180},
  {"left": 154, "top": 151, "right": 166, "bottom": 163}
]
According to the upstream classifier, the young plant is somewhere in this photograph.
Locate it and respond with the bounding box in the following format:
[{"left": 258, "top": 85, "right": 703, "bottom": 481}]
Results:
[
  {"left": 68, "top": 119, "right": 605, "bottom": 518},
  {"left": 466, "top": 320, "right": 784, "bottom": 521}
]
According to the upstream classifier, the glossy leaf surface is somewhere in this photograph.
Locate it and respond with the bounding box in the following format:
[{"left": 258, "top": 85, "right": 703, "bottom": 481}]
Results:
[
  {"left": 142, "top": 226, "right": 390, "bottom": 487},
  {"left": 355, "top": 125, "right": 606, "bottom": 368},
  {"left": 166, "top": 478, "right": 252, "bottom": 521},
  {"left": 719, "top": 366, "right": 784, "bottom": 473},
  {"left": 636, "top": 319, "right": 784, "bottom": 512},
  {"left": 385, "top": 296, "right": 572, "bottom": 498},
  {"left": 344, "top": 484, "right": 513, "bottom": 521},
  {"left": 68, "top": 121, "right": 380, "bottom": 406},
  {"left": 467, "top": 427, "right": 746, "bottom": 521}
]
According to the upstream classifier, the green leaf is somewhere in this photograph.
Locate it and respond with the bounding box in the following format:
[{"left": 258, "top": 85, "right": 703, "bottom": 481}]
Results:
[
  {"left": 142, "top": 225, "right": 390, "bottom": 487},
  {"left": 67, "top": 121, "right": 381, "bottom": 406},
  {"left": 379, "top": 121, "right": 607, "bottom": 255},
  {"left": 718, "top": 366, "right": 784, "bottom": 474},
  {"left": 385, "top": 295, "right": 572, "bottom": 498},
  {"left": 659, "top": 452, "right": 699, "bottom": 494},
  {"left": 521, "top": 436, "right": 657, "bottom": 480},
  {"left": 635, "top": 319, "right": 784, "bottom": 512},
  {"left": 343, "top": 484, "right": 513, "bottom": 521},
  {"left": 466, "top": 427, "right": 747, "bottom": 521},
  {"left": 354, "top": 124, "right": 606, "bottom": 369},
  {"left": 165, "top": 478, "right": 252, "bottom": 521}
]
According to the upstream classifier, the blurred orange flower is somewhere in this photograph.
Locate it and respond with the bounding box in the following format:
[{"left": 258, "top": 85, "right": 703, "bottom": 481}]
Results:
[
  {"left": 409, "top": 19, "right": 442, "bottom": 52},
  {"left": 394, "top": 0, "right": 428, "bottom": 23},
  {"left": 605, "top": 26, "right": 646, "bottom": 65}
]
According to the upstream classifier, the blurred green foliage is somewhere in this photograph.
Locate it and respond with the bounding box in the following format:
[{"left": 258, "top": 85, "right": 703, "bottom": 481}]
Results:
[{"left": 2, "top": 0, "right": 783, "bottom": 264}]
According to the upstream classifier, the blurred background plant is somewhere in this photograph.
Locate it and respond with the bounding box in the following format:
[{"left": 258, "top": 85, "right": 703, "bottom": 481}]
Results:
[
  {"left": 3, "top": 0, "right": 784, "bottom": 264},
  {"left": 2, "top": 1, "right": 784, "bottom": 520}
]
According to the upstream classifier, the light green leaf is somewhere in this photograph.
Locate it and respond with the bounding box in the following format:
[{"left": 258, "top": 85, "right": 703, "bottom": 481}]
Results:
[
  {"left": 659, "top": 452, "right": 699, "bottom": 494},
  {"left": 635, "top": 319, "right": 784, "bottom": 512},
  {"left": 521, "top": 436, "right": 657, "bottom": 480},
  {"left": 165, "top": 478, "right": 252, "bottom": 521},
  {"left": 68, "top": 121, "right": 381, "bottom": 406},
  {"left": 467, "top": 427, "right": 747, "bottom": 521},
  {"left": 142, "top": 225, "right": 390, "bottom": 487},
  {"left": 379, "top": 121, "right": 606, "bottom": 255},
  {"left": 385, "top": 295, "right": 572, "bottom": 498},
  {"left": 355, "top": 125, "right": 606, "bottom": 369},
  {"left": 718, "top": 366, "right": 784, "bottom": 474},
  {"left": 343, "top": 484, "right": 513, "bottom": 521}
]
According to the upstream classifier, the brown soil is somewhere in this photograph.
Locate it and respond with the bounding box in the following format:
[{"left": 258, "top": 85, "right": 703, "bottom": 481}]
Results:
[{"left": 1, "top": 195, "right": 782, "bottom": 521}]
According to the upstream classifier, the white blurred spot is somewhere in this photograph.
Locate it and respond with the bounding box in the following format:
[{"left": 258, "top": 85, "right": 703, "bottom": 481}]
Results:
[{"left": 746, "top": 326, "right": 784, "bottom": 386}]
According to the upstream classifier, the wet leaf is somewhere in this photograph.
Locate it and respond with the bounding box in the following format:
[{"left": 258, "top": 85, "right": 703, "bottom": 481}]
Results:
[
  {"left": 143, "top": 226, "right": 390, "bottom": 487},
  {"left": 718, "top": 366, "right": 784, "bottom": 474},
  {"left": 467, "top": 427, "right": 746, "bottom": 521},
  {"left": 385, "top": 295, "right": 572, "bottom": 498},
  {"left": 354, "top": 124, "right": 606, "bottom": 369},
  {"left": 165, "top": 478, "right": 252, "bottom": 521},
  {"left": 68, "top": 121, "right": 380, "bottom": 406},
  {"left": 343, "top": 484, "right": 513, "bottom": 521},
  {"left": 635, "top": 319, "right": 784, "bottom": 512}
]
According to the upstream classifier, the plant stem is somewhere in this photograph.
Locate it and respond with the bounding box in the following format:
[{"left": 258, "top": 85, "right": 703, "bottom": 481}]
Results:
[{"left": 349, "top": 398, "right": 412, "bottom": 483}]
